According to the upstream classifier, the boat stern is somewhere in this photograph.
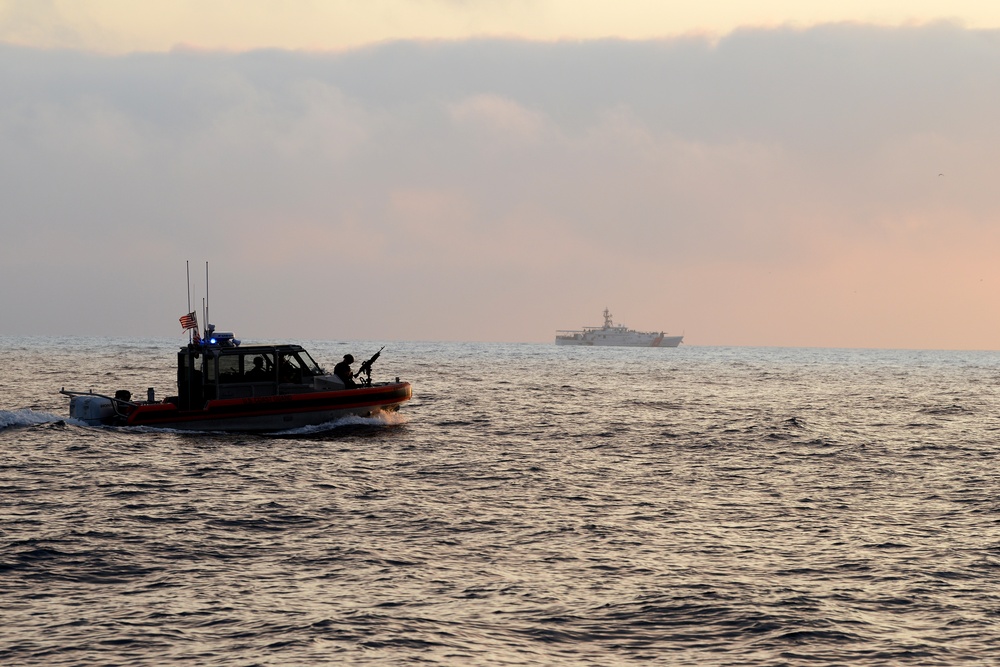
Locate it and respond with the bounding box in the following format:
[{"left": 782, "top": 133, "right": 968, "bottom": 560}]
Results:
[{"left": 67, "top": 394, "right": 116, "bottom": 426}]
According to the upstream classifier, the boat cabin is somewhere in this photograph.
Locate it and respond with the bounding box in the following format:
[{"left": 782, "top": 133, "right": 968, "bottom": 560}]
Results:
[{"left": 174, "top": 342, "right": 325, "bottom": 410}]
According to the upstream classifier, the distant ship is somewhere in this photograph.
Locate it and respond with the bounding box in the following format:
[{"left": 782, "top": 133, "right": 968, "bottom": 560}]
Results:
[{"left": 555, "top": 308, "right": 683, "bottom": 347}]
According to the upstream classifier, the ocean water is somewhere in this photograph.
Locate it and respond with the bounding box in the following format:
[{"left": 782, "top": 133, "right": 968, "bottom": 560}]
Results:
[{"left": 2, "top": 337, "right": 1000, "bottom": 665}]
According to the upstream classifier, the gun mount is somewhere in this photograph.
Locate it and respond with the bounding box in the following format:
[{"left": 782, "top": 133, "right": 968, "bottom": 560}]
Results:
[{"left": 354, "top": 346, "right": 385, "bottom": 387}]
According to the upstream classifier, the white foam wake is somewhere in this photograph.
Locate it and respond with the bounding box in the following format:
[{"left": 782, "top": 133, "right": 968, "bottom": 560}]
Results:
[
  {"left": 273, "top": 409, "right": 409, "bottom": 436},
  {"left": 0, "top": 409, "right": 85, "bottom": 430}
]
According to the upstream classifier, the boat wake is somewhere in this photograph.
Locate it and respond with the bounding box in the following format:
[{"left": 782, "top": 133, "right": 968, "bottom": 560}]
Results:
[
  {"left": 0, "top": 409, "right": 87, "bottom": 431},
  {"left": 93, "top": 410, "right": 409, "bottom": 437},
  {"left": 271, "top": 410, "right": 409, "bottom": 436}
]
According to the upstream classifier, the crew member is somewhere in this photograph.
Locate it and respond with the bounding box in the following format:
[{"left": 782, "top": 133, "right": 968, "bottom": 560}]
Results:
[
  {"left": 333, "top": 354, "right": 357, "bottom": 388},
  {"left": 246, "top": 356, "right": 268, "bottom": 380}
]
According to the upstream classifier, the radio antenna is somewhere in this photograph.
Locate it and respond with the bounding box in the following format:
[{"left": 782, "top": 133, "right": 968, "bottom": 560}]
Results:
[
  {"left": 186, "top": 261, "right": 192, "bottom": 343},
  {"left": 205, "top": 261, "right": 210, "bottom": 329}
]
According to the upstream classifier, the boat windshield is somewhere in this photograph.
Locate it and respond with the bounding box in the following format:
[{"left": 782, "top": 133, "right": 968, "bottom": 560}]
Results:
[{"left": 296, "top": 350, "right": 324, "bottom": 375}]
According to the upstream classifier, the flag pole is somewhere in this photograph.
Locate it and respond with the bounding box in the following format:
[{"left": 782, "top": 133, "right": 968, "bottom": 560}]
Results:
[
  {"left": 186, "top": 260, "right": 192, "bottom": 344},
  {"left": 205, "top": 261, "right": 210, "bottom": 332}
]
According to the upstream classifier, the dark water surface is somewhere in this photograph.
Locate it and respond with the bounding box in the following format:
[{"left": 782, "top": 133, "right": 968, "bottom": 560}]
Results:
[{"left": 3, "top": 338, "right": 1000, "bottom": 665}]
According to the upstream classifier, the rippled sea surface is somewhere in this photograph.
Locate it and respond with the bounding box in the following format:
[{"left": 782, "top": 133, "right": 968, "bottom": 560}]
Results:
[{"left": 3, "top": 337, "right": 1000, "bottom": 665}]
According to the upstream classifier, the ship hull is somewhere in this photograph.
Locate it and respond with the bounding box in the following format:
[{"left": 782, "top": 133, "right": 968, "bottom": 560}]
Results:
[{"left": 123, "top": 382, "right": 411, "bottom": 432}]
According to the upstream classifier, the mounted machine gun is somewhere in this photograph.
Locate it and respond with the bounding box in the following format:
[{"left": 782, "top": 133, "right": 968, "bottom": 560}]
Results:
[{"left": 354, "top": 346, "right": 385, "bottom": 387}]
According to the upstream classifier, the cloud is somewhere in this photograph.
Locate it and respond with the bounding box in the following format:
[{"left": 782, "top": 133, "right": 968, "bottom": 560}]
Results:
[
  {"left": 2, "top": 23, "right": 1000, "bottom": 346},
  {"left": 449, "top": 93, "right": 545, "bottom": 139}
]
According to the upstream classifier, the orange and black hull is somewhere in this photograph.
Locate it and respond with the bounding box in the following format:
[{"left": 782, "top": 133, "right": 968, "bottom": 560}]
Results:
[{"left": 124, "top": 382, "right": 411, "bottom": 432}]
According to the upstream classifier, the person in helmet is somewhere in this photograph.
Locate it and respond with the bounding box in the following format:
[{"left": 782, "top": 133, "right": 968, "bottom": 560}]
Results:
[
  {"left": 246, "top": 355, "right": 269, "bottom": 381},
  {"left": 333, "top": 354, "right": 358, "bottom": 388}
]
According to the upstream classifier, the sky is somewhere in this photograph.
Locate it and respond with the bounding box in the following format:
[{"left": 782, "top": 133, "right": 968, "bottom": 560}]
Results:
[{"left": 2, "top": 1, "right": 1000, "bottom": 349}]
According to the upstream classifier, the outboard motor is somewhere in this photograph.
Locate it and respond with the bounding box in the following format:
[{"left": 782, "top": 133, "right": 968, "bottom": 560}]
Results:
[{"left": 69, "top": 395, "right": 115, "bottom": 426}]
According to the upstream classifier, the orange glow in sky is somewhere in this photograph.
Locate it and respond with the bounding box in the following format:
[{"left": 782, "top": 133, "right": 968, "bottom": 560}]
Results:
[
  {"left": 1, "top": 0, "right": 999, "bottom": 53},
  {"left": 2, "top": 2, "right": 1000, "bottom": 348}
]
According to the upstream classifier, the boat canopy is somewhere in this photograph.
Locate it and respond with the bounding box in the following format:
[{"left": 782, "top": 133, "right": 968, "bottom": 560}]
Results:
[{"left": 175, "top": 343, "right": 326, "bottom": 409}]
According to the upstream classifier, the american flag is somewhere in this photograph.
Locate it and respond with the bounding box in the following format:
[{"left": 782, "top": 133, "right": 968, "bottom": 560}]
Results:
[{"left": 179, "top": 312, "right": 198, "bottom": 331}]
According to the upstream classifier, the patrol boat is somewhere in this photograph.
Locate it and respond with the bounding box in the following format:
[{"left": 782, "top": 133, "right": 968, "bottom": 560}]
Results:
[
  {"left": 60, "top": 324, "right": 411, "bottom": 432},
  {"left": 555, "top": 308, "right": 683, "bottom": 347}
]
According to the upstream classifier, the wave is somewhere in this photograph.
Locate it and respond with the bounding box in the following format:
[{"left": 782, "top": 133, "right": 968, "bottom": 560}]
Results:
[
  {"left": 271, "top": 410, "right": 409, "bottom": 436},
  {"left": 0, "top": 409, "right": 85, "bottom": 430},
  {"left": 108, "top": 409, "right": 409, "bottom": 437}
]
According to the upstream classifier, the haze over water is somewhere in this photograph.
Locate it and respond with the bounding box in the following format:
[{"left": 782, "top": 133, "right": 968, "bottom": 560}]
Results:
[{"left": 3, "top": 338, "right": 1000, "bottom": 665}]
